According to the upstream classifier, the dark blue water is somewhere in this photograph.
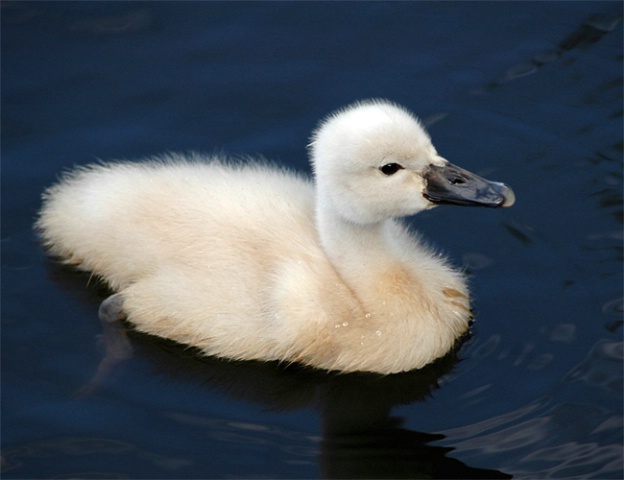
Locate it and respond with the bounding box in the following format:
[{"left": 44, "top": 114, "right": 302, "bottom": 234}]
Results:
[{"left": 2, "top": 2, "right": 622, "bottom": 479}]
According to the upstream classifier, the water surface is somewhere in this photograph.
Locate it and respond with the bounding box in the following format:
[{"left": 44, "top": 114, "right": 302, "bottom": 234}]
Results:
[{"left": 2, "top": 2, "right": 622, "bottom": 479}]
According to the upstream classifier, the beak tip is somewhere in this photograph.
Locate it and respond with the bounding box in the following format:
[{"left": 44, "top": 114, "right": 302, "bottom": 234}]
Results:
[{"left": 498, "top": 183, "right": 516, "bottom": 208}]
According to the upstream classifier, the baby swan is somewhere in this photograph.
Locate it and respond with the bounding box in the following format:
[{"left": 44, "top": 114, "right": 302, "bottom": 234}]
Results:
[{"left": 37, "top": 100, "right": 514, "bottom": 374}]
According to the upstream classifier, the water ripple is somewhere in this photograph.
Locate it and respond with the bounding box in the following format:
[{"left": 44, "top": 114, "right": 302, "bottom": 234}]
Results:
[
  {"left": 441, "top": 401, "right": 622, "bottom": 479},
  {"left": 563, "top": 339, "right": 623, "bottom": 393}
]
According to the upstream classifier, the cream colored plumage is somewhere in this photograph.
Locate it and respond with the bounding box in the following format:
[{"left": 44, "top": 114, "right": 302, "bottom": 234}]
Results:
[{"left": 37, "top": 99, "right": 514, "bottom": 374}]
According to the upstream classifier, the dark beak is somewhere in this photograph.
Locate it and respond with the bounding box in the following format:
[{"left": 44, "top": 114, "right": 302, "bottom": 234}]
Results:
[{"left": 423, "top": 163, "right": 515, "bottom": 208}]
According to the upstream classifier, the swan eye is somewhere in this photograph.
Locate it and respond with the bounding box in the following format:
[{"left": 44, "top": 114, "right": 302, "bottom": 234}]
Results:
[{"left": 380, "top": 163, "right": 404, "bottom": 176}]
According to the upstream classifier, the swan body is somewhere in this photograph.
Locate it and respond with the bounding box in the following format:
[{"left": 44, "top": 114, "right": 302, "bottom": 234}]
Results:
[{"left": 37, "top": 100, "right": 514, "bottom": 374}]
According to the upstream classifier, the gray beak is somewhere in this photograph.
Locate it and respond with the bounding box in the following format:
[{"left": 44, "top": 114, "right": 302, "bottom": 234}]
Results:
[{"left": 423, "top": 163, "right": 515, "bottom": 208}]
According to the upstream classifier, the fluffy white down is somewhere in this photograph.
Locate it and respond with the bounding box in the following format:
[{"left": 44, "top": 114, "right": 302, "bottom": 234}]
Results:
[{"left": 37, "top": 100, "right": 474, "bottom": 374}]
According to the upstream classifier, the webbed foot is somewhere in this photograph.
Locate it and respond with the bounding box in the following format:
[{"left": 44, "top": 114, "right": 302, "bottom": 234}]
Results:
[
  {"left": 77, "top": 293, "right": 133, "bottom": 396},
  {"left": 98, "top": 292, "right": 127, "bottom": 323}
]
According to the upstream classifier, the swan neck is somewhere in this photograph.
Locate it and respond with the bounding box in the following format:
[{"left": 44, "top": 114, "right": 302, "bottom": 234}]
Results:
[{"left": 316, "top": 207, "right": 392, "bottom": 272}]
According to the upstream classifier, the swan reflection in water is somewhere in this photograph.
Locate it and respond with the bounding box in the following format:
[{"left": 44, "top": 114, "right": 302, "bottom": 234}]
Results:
[{"left": 81, "top": 308, "right": 512, "bottom": 480}]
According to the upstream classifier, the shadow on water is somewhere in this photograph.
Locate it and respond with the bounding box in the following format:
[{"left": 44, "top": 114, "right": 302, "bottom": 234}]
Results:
[{"left": 107, "top": 335, "right": 511, "bottom": 480}]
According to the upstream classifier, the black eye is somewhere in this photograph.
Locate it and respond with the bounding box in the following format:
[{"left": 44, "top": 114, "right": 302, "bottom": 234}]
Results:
[{"left": 380, "top": 163, "right": 404, "bottom": 176}]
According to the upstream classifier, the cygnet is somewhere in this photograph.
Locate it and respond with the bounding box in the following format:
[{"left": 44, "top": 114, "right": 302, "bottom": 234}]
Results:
[{"left": 37, "top": 99, "right": 514, "bottom": 374}]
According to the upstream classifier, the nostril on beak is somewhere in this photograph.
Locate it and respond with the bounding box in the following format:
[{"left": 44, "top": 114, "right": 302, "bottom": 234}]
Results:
[{"left": 449, "top": 176, "right": 466, "bottom": 185}]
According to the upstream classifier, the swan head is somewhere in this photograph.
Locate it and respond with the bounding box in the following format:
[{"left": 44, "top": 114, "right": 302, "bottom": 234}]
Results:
[{"left": 310, "top": 99, "right": 515, "bottom": 225}]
